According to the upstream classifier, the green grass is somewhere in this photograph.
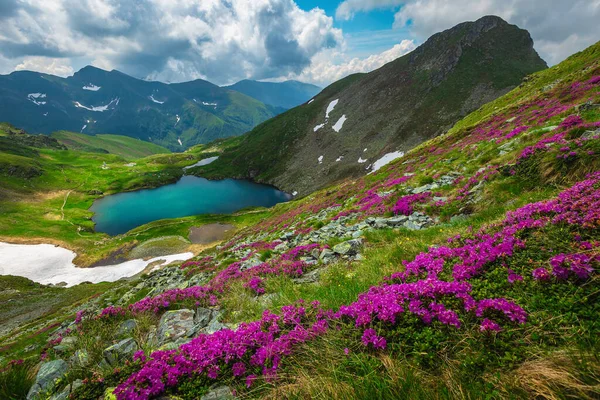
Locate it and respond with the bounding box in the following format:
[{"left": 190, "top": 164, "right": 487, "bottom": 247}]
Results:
[{"left": 51, "top": 131, "right": 170, "bottom": 160}]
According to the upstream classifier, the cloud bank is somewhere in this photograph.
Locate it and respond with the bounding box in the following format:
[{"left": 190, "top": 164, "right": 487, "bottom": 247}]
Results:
[
  {"left": 0, "top": 0, "right": 342, "bottom": 85},
  {"left": 337, "top": 0, "right": 600, "bottom": 66}
]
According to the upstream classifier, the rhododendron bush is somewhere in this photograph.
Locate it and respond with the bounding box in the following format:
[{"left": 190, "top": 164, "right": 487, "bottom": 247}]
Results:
[{"left": 109, "top": 173, "right": 600, "bottom": 400}]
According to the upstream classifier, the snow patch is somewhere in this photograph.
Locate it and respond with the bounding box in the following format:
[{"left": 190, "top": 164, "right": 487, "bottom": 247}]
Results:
[
  {"left": 178, "top": 138, "right": 183, "bottom": 146},
  {"left": 358, "top": 157, "right": 368, "bottom": 164},
  {"left": 82, "top": 83, "right": 101, "bottom": 91},
  {"left": 183, "top": 156, "right": 219, "bottom": 170},
  {"left": 149, "top": 94, "right": 164, "bottom": 104},
  {"left": 308, "top": 99, "right": 314, "bottom": 104},
  {"left": 74, "top": 98, "right": 119, "bottom": 112},
  {"left": 332, "top": 115, "right": 347, "bottom": 132},
  {"left": 43, "top": 112, "right": 48, "bottom": 117},
  {"left": 0, "top": 242, "right": 193, "bottom": 287},
  {"left": 313, "top": 123, "right": 325, "bottom": 132},
  {"left": 175, "top": 115, "right": 180, "bottom": 126},
  {"left": 80, "top": 124, "right": 87, "bottom": 132},
  {"left": 193, "top": 99, "right": 217, "bottom": 109},
  {"left": 28, "top": 93, "right": 46, "bottom": 106},
  {"left": 364, "top": 148, "right": 367, "bottom": 152},
  {"left": 325, "top": 99, "right": 339, "bottom": 119},
  {"left": 318, "top": 155, "right": 324, "bottom": 164},
  {"left": 292, "top": 191, "right": 298, "bottom": 196},
  {"left": 370, "top": 151, "right": 405, "bottom": 173},
  {"left": 336, "top": 156, "right": 344, "bottom": 162}
]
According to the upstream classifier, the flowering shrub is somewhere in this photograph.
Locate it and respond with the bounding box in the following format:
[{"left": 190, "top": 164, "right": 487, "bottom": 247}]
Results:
[
  {"left": 392, "top": 192, "right": 431, "bottom": 215},
  {"left": 109, "top": 172, "right": 600, "bottom": 400},
  {"left": 114, "top": 302, "right": 331, "bottom": 399}
]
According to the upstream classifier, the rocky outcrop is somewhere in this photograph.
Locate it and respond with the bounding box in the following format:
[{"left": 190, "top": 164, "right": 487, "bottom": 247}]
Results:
[
  {"left": 27, "top": 360, "right": 69, "bottom": 400},
  {"left": 103, "top": 338, "right": 139, "bottom": 367}
]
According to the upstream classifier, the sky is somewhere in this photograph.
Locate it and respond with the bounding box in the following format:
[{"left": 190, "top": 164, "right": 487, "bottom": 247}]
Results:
[{"left": 0, "top": 0, "right": 598, "bottom": 87}]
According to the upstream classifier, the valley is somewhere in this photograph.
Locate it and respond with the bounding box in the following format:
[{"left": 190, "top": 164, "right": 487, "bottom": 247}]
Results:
[{"left": 0, "top": 11, "right": 599, "bottom": 400}]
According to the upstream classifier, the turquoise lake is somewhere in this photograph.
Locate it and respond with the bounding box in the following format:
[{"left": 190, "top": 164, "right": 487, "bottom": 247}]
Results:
[{"left": 90, "top": 176, "right": 292, "bottom": 235}]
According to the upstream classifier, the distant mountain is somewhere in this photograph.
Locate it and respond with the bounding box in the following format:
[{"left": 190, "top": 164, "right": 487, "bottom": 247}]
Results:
[
  {"left": 0, "top": 67, "right": 281, "bottom": 150},
  {"left": 198, "top": 16, "right": 548, "bottom": 195},
  {"left": 224, "top": 80, "right": 321, "bottom": 109}
]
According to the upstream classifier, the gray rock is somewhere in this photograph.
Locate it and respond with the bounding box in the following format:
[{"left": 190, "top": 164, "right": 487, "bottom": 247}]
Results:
[
  {"left": 69, "top": 349, "right": 90, "bottom": 368},
  {"left": 103, "top": 338, "right": 138, "bottom": 367},
  {"left": 292, "top": 268, "right": 323, "bottom": 284},
  {"left": 332, "top": 239, "right": 362, "bottom": 256},
  {"left": 404, "top": 221, "right": 424, "bottom": 230},
  {"left": 373, "top": 218, "right": 387, "bottom": 229},
  {"left": 274, "top": 242, "right": 289, "bottom": 253},
  {"left": 27, "top": 359, "right": 69, "bottom": 400},
  {"left": 201, "top": 385, "right": 234, "bottom": 400},
  {"left": 386, "top": 216, "right": 408, "bottom": 227},
  {"left": 581, "top": 128, "right": 600, "bottom": 140},
  {"left": 310, "top": 248, "right": 321, "bottom": 259},
  {"left": 117, "top": 319, "right": 137, "bottom": 336},
  {"left": 157, "top": 309, "right": 195, "bottom": 345},
  {"left": 49, "top": 379, "right": 83, "bottom": 400},
  {"left": 204, "top": 315, "right": 227, "bottom": 334},
  {"left": 279, "top": 232, "right": 294, "bottom": 241},
  {"left": 194, "top": 307, "right": 213, "bottom": 328},
  {"left": 239, "top": 258, "right": 262, "bottom": 272},
  {"left": 319, "top": 249, "right": 336, "bottom": 264},
  {"left": 352, "top": 230, "right": 363, "bottom": 238}
]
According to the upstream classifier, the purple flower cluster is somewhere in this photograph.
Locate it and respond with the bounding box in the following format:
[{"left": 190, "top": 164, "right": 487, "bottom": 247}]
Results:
[
  {"left": 109, "top": 172, "right": 600, "bottom": 399},
  {"left": 392, "top": 192, "right": 431, "bottom": 215},
  {"left": 244, "top": 277, "right": 266, "bottom": 295},
  {"left": 549, "top": 253, "right": 598, "bottom": 280},
  {"left": 114, "top": 302, "right": 331, "bottom": 399}
]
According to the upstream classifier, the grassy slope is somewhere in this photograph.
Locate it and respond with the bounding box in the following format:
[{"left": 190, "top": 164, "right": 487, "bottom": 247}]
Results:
[
  {"left": 1, "top": 43, "right": 600, "bottom": 400},
  {"left": 51, "top": 131, "right": 171, "bottom": 160},
  {"left": 0, "top": 125, "right": 252, "bottom": 265},
  {"left": 196, "top": 74, "right": 366, "bottom": 181},
  {"left": 6, "top": 41, "right": 595, "bottom": 400}
]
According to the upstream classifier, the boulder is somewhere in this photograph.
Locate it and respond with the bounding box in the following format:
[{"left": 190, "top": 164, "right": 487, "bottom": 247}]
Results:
[
  {"left": 117, "top": 319, "right": 137, "bottom": 337},
  {"left": 156, "top": 309, "right": 195, "bottom": 345},
  {"left": 49, "top": 379, "right": 83, "bottom": 400},
  {"left": 27, "top": 359, "right": 69, "bottom": 400},
  {"left": 103, "top": 338, "right": 138, "bottom": 367},
  {"left": 194, "top": 307, "right": 214, "bottom": 328},
  {"left": 332, "top": 239, "right": 362, "bottom": 256},
  {"left": 239, "top": 258, "right": 262, "bottom": 272},
  {"left": 292, "top": 268, "right": 323, "bottom": 284},
  {"left": 204, "top": 313, "right": 227, "bottom": 334},
  {"left": 201, "top": 385, "right": 235, "bottom": 400},
  {"left": 70, "top": 349, "right": 90, "bottom": 368},
  {"left": 386, "top": 216, "right": 408, "bottom": 227},
  {"left": 319, "top": 249, "right": 336, "bottom": 264}
]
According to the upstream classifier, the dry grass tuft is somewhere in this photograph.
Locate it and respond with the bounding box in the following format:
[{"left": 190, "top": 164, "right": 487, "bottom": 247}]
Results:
[{"left": 509, "top": 351, "right": 600, "bottom": 399}]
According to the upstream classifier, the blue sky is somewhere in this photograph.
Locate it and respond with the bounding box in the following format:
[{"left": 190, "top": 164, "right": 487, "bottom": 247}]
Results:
[
  {"left": 296, "top": 0, "right": 412, "bottom": 58},
  {"left": 0, "top": 0, "right": 598, "bottom": 86}
]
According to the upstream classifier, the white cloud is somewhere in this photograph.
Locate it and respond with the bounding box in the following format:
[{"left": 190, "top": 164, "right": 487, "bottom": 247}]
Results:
[
  {"left": 14, "top": 57, "right": 74, "bottom": 76},
  {"left": 0, "top": 0, "right": 342, "bottom": 85},
  {"left": 391, "top": 0, "right": 600, "bottom": 65},
  {"left": 289, "top": 39, "right": 416, "bottom": 86},
  {"left": 336, "top": 0, "right": 403, "bottom": 20}
]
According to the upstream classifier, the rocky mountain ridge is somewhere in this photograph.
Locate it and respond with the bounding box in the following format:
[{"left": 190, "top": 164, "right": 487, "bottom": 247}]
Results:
[{"left": 198, "top": 15, "right": 548, "bottom": 195}]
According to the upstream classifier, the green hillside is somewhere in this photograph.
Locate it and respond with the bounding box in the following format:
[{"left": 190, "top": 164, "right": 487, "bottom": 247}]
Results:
[
  {"left": 196, "top": 16, "right": 548, "bottom": 196},
  {"left": 51, "top": 131, "right": 170, "bottom": 160},
  {"left": 1, "top": 34, "right": 599, "bottom": 400}
]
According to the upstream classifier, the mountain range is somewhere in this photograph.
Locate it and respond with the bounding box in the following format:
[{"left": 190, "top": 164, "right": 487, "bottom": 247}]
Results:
[
  {"left": 197, "top": 16, "right": 548, "bottom": 195},
  {"left": 0, "top": 68, "right": 318, "bottom": 151},
  {"left": 225, "top": 80, "right": 321, "bottom": 110}
]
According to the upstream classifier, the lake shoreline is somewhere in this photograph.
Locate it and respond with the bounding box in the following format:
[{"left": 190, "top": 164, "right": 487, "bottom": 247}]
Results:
[{"left": 89, "top": 175, "right": 292, "bottom": 236}]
